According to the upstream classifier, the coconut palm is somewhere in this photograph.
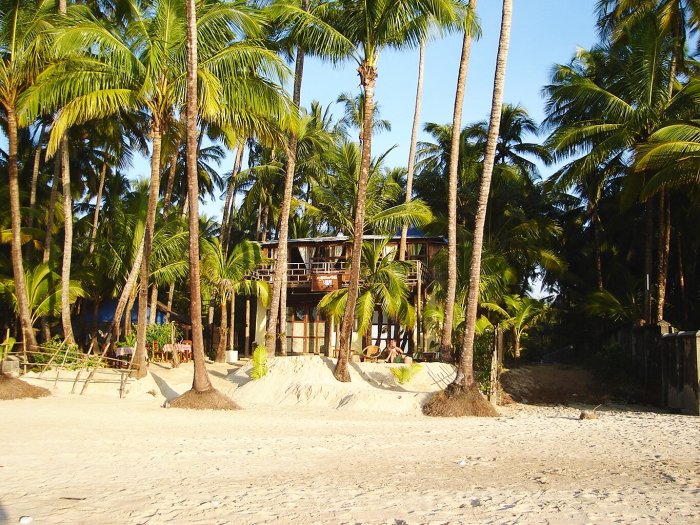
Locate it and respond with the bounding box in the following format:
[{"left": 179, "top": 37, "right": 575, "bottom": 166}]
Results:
[
  {"left": 318, "top": 0, "right": 465, "bottom": 382},
  {"left": 24, "top": 0, "right": 291, "bottom": 376},
  {"left": 0, "top": 0, "right": 57, "bottom": 352},
  {"left": 425, "top": 0, "right": 512, "bottom": 417},
  {"left": 305, "top": 141, "right": 433, "bottom": 237},
  {"left": 440, "top": 0, "right": 479, "bottom": 362}
]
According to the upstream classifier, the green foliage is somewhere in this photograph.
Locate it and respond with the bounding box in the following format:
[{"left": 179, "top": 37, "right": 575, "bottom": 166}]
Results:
[
  {"left": 250, "top": 344, "right": 268, "bottom": 380},
  {"left": 116, "top": 333, "right": 137, "bottom": 348},
  {"left": 473, "top": 330, "right": 495, "bottom": 394},
  {"left": 145, "top": 323, "right": 182, "bottom": 353},
  {"left": 0, "top": 336, "right": 16, "bottom": 361},
  {"left": 390, "top": 363, "right": 423, "bottom": 385}
]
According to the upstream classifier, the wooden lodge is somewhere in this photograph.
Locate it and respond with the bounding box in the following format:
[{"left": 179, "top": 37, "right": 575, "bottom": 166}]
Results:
[{"left": 252, "top": 233, "right": 445, "bottom": 356}]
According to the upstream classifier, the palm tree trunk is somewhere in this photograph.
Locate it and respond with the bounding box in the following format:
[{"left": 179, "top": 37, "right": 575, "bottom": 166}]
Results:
[
  {"left": 163, "top": 147, "right": 179, "bottom": 215},
  {"left": 255, "top": 198, "right": 263, "bottom": 241},
  {"left": 260, "top": 197, "right": 270, "bottom": 243},
  {"left": 399, "top": 38, "right": 426, "bottom": 262},
  {"left": 643, "top": 200, "right": 653, "bottom": 325},
  {"left": 592, "top": 206, "right": 604, "bottom": 291},
  {"left": 223, "top": 144, "right": 244, "bottom": 252},
  {"left": 149, "top": 284, "right": 158, "bottom": 325},
  {"left": 335, "top": 61, "right": 378, "bottom": 382},
  {"left": 6, "top": 106, "right": 39, "bottom": 352},
  {"left": 42, "top": 157, "right": 60, "bottom": 264},
  {"left": 109, "top": 238, "right": 145, "bottom": 342},
  {"left": 125, "top": 288, "right": 137, "bottom": 337},
  {"left": 60, "top": 137, "right": 75, "bottom": 344},
  {"left": 455, "top": 0, "right": 512, "bottom": 391},
  {"left": 221, "top": 144, "right": 239, "bottom": 250},
  {"left": 133, "top": 121, "right": 163, "bottom": 378},
  {"left": 88, "top": 160, "right": 107, "bottom": 255},
  {"left": 441, "top": 0, "right": 478, "bottom": 362},
  {"left": 27, "top": 124, "right": 45, "bottom": 230},
  {"left": 186, "top": 0, "right": 213, "bottom": 393},
  {"left": 216, "top": 295, "right": 228, "bottom": 362},
  {"left": 655, "top": 191, "right": 670, "bottom": 323},
  {"left": 265, "top": 41, "right": 305, "bottom": 357},
  {"left": 229, "top": 295, "right": 236, "bottom": 350}
]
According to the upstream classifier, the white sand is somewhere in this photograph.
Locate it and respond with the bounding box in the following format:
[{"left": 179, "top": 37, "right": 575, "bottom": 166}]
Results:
[{"left": 1, "top": 356, "right": 699, "bottom": 524}]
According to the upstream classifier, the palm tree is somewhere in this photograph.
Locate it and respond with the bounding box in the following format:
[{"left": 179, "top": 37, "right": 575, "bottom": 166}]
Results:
[
  {"left": 26, "top": 0, "right": 290, "bottom": 376},
  {"left": 543, "top": 18, "right": 700, "bottom": 324},
  {"left": 440, "top": 0, "right": 479, "bottom": 363},
  {"left": 179, "top": 0, "right": 212, "bottom": 401},
  {"left": 483, "top": 294, "right": 550, "bottom": 359},
  {"left": 426, "top": 0, "right": 512, "bottom": 416},
  {"left": 322, "top": 0, "right": 464, "bottom": 382},
  {"left": 306, "top": 141, "right": 433, "bottom": 237},
  {"left": 0, "top": 0, "right": 56, "bottom": 352}
]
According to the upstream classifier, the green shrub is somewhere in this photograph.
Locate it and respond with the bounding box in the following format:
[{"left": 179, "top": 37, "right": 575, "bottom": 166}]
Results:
[
  {"left": 250, "top": 344, "right": 268, "bottom": 380},
  {"left": 116, "top": 333, "right": 137, "bottom": 348},
  {"left": 390, "top": 363, "right": 423, "bottom": 384},
  {"left": 147, "top": 323, "right": 181, "bottom": 348},
  {"left": 0, "top": 336, "right": 15, "bottom": 360}
]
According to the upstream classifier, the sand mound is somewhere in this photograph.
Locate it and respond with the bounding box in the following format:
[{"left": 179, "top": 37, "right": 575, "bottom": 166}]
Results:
[
  {"left": 501, "top": 364, "right": 606, "bottom": 405},
  {"left": 169, "top": 387, "right": 240, "bottom": 410},
  {"left": 423, "top": 384, "right": 499, "bottom": 417},
  {"left": 231, "top": 355, "right": 456, "bottom": 416},
  {"left": 0, "top": 373, "right": 51, "bottom": 400}
]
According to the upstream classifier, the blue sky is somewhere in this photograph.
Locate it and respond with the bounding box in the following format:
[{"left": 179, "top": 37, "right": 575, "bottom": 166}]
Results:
[{"left": 195, "top": 0, "right": 600, "bottom": 220}]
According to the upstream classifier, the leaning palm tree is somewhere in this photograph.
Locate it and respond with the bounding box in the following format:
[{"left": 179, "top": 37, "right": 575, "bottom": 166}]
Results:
[
  {"left": 0, "top": 0, "right": 56, "bottom": 352},
  {"left": 321, "top": 0, "right": 464, "bottom": 382},
  {"left": 425, "top": 0, "right": 513, "bottom": 417}
]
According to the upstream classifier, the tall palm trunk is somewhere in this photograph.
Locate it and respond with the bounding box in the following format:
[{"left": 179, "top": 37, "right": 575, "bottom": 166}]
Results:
[
  {"left": 216, "top": 294, "right": 228, "bottom": 362},
  {"left": 643, "top": 200, "right": 653, "bottom": 324},
  {"left": 109, "top": 238, "right": 144, "bottom": 342},
  {"left": 334, "top": 61, "right": 378, "bottom": 382},
  {"left": 42, "top": 157, "right": 60, "bottom": 264},
  {"left": 265, "top": 34, "right": 306, "bottom": 357},
  {"left": 149, "top": 284, "right": 158, "bottom": 325},
  {"left": 6, "top": 106, "right": 39, "bottom": 352},
  {"left": 88, "top": 161, "right": 108, "bottom": 255},
  {"left": 133, "top": 121, "right": 163, "bottom": 378},
  {"left": 186, "top": 0, "right": 213, "bottom": 393},
  {"left": 60, "top": 137, "right": 75, "bottom": 343},
  {"left": 27, "top": 124, "right": 45, "bottom": 229},
  {"left": 228, "top": 295, "right": 236, "bottom": 350},
  {"left": 455, "top": 0, "right": 512, "bottom": 391},
  {"left": 441, "top": 0, "right": 478, "bottom": 362},
  {"left": 655, "top": 192, "right": 671, "bottom": 322},
  {"left": 399, "top": 38, "right": 426, "bottom": 262},
  {"left": 222, "top": 144, "right": 244, "bottom": 252},
  {"left": 592, "top": 206, "right": 604, "bottom": 291}
]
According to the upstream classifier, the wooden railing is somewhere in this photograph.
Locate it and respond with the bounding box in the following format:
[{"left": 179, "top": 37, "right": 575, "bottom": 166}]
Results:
[{"left": 253, "top": 257, "right": 430, "bottom": 288}]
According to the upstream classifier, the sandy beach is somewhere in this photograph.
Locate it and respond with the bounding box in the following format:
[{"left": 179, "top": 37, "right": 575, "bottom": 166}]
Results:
[{"left": 1, "top": 357, "right": 699, "bottom": 524}]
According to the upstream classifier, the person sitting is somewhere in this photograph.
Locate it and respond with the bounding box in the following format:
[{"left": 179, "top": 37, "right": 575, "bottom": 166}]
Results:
[{"left": 385, "top": 339, "right": 402, "bottom": 363}]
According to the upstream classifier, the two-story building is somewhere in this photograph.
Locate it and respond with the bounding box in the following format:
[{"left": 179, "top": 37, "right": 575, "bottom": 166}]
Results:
[{"left": 252, "top": 232, "right": 445, "bottom": 356}]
